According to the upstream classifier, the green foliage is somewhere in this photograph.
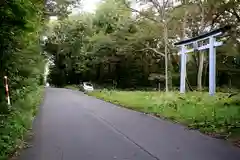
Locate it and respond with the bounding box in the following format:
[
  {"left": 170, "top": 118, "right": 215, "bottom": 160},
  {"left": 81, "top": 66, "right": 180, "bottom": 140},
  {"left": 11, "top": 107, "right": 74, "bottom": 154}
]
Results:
[
  {"left": 0, "top": 0, "right": 47, "bottom": 158},
  {"left": 90, "top": 90, "right": 240, "bottom": 138},
  {"left": 0, "top": 0, "right": 46, "bottom": 102},
  {"left": 45, "top": 0, "right": 166, "bottom": 88},
  {"left": 45, "top": 0, "right": 81, "bottom": 19},
  {"left": 0, "top": 87, "right": 44, "bottom": 160},
  {"left": 46, "top": 0, "right": 240, "bottom": 89}
]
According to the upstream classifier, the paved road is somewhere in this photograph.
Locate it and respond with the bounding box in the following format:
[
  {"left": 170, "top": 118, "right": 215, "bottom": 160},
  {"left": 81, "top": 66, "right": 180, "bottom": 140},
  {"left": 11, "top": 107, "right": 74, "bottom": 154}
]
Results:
[{"left": 19, "top": 88, "right": 240, "bottom": 160}]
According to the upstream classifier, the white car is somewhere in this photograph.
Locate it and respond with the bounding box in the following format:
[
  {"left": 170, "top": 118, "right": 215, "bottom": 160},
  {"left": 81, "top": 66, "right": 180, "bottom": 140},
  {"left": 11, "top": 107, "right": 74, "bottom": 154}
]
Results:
[{"left": 82, "top": 82, "right": 94, "bottom": 92}]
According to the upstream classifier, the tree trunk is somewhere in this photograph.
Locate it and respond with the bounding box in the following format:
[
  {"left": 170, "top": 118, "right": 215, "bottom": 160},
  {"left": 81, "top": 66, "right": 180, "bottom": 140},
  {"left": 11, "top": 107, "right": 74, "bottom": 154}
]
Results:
[
  {"left": 228, "top": 74, "right": 232, "bottom": 88},
  {"left": 203, "top": 61, "right": 208, "bottom": 87},
  {"left": 197, "top": 52, "right": 204, "bottom": 90},
  {"left": 197, "top": 1, "right": 205, "bottom": 91},
  {"left": 168, "top": 53, "right": 173, "bottom": 90},
  {"left": 164, "top": 24, "right": 169, "bottom": 92},
  {"left": 163, "top": 24, "right": 172, "bottom": 91}
]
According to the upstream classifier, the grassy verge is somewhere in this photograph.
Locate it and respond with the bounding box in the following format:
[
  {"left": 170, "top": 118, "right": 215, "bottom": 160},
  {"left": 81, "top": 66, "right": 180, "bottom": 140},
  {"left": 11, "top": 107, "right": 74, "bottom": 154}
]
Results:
[
  {"left": 89, "top": 90, "right": 240, "bottom": 141},
  {"left": 0, "top": 86, "right": 44, "bottom": 159},
  {"left": 64, "top": 85, "right": 80, "bottom": 91}
]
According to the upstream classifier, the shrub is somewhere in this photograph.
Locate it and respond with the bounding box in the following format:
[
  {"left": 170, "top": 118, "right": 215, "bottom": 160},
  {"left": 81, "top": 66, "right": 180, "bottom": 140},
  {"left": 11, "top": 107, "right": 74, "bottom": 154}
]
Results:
[{"left": 0, "top": 87, "right": 44, "bottom": 159}]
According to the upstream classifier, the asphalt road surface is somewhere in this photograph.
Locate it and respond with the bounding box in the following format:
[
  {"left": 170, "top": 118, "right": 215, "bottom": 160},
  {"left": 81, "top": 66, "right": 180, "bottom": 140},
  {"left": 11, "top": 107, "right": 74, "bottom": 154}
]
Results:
[{"left": 18, "top": 88, "right": 240, "bottom": 160}]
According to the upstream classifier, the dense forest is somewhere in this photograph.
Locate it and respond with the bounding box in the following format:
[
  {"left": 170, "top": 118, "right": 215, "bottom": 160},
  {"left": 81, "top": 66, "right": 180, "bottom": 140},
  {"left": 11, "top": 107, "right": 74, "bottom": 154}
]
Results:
[
  {"left": 0, "top": 0, "right": 44, "bottom": 111},
  {"left": 45, "top": 0, "right": 240, "bottom": 91}
]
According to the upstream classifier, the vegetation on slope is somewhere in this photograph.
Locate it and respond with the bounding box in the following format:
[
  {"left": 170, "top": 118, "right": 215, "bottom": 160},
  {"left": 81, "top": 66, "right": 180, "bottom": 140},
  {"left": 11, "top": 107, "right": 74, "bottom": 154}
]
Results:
[
  {"left": 0, "top": 87, "right": 44, "bottom": 159},
  {"left": 90, "top": 90, "right": 240, "bottom": 141},
  {"left": 0, "top": 0, "right": 67, "bottom": 158}
]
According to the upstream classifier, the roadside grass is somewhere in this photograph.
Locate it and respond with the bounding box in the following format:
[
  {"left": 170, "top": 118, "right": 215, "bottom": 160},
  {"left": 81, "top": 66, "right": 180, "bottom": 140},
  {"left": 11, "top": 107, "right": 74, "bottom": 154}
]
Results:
[
  {"left": 0, "top": 86, "right": 44, "bottom": 160},
  {"left": 89, "top": 90, "right": 240, "bottom": 140},
  {"left": 64, "top": 85, "right": 80, "bottom": 91}
]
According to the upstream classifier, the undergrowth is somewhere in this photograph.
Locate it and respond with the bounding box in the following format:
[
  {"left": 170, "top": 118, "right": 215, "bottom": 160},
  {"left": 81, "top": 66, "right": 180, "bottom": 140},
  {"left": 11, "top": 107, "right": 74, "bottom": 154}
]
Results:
[
  {"left": 64, "top": 85, "right": 80, "bottom": 91},
  {"left": 89, "top": 90, "right": 240, "bottom": 139},
  {"left": 0, "top": 86, "right": 44, "bottom": 160}
]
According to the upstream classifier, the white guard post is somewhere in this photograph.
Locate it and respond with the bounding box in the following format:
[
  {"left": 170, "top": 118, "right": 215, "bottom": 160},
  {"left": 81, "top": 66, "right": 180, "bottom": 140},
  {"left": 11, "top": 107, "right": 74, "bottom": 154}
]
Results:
[
  {"left": 174, "top": 26, "right": 231, "bottom": 96},
  {"left": 4, "top": 76, "right": 11, "bottom": 105}
]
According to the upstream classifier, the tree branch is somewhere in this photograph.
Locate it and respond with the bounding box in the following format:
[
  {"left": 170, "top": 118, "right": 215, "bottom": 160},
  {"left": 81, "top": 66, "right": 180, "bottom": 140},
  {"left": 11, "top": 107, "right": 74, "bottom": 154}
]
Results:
[
  {"left": 148, "top": 0, "right": 163, "bottom": 15},
  {"left": 140, "top": 47, "right": 165, "bottom": 57},
  {"left": 210, "top": 13, "right": 220, "bottom": 28},
  {"left": 163, "top": 0, "right": 170, "bottom": 9},
  {"left": 231, "top": 8, "right": 240, "bottom": 22},
  {"left": 122, "top": 0, "right": 161, "bottom": 24}
]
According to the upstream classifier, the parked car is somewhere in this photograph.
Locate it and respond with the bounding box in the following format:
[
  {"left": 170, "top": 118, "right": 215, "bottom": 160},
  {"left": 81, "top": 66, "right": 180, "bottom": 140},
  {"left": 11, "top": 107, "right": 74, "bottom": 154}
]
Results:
[{"left": 80, "top": 82, "right": 94, "bottom": 92}]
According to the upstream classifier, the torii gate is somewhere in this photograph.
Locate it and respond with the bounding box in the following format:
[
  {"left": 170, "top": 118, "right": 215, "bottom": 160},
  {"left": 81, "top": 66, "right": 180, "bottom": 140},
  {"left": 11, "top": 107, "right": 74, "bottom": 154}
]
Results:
[{"left": 174, "top": 26, "right": 231, "bottom": 96}]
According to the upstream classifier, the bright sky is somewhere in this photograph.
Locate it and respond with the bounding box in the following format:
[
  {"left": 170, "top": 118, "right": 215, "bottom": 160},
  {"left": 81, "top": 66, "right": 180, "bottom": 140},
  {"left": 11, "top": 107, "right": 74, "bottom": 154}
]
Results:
[
  {"left": 50, "top": 0, "right": 101, "bottom": 20},
  {"left": 50, "top": 0, "right": 140, "bottom": 20},
  {"left": 83, "top": 0, "right": 101, "bottom": 12},
  {"left": 72, "top": 0, "right": 102, "bottom": 14}
]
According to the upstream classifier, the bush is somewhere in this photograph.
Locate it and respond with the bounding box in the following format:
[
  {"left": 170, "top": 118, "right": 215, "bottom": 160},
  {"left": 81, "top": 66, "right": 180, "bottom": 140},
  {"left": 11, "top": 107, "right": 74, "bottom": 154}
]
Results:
[{"left": 0, "top": 87, "right": 44, "bottom": 159}]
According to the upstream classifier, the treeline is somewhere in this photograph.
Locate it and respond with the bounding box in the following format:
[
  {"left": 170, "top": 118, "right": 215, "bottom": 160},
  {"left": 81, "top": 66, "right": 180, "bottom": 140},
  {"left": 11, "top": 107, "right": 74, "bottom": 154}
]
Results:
[{"left": 45, "top": 0, "right": 240, "bottom": 90}]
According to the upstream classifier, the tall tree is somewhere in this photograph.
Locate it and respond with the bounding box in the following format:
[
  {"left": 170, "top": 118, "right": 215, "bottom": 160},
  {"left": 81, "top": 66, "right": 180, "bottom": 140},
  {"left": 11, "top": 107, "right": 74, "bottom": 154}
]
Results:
[{"left": 123, "top": 0, "right": 178, "bottom": 91}]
